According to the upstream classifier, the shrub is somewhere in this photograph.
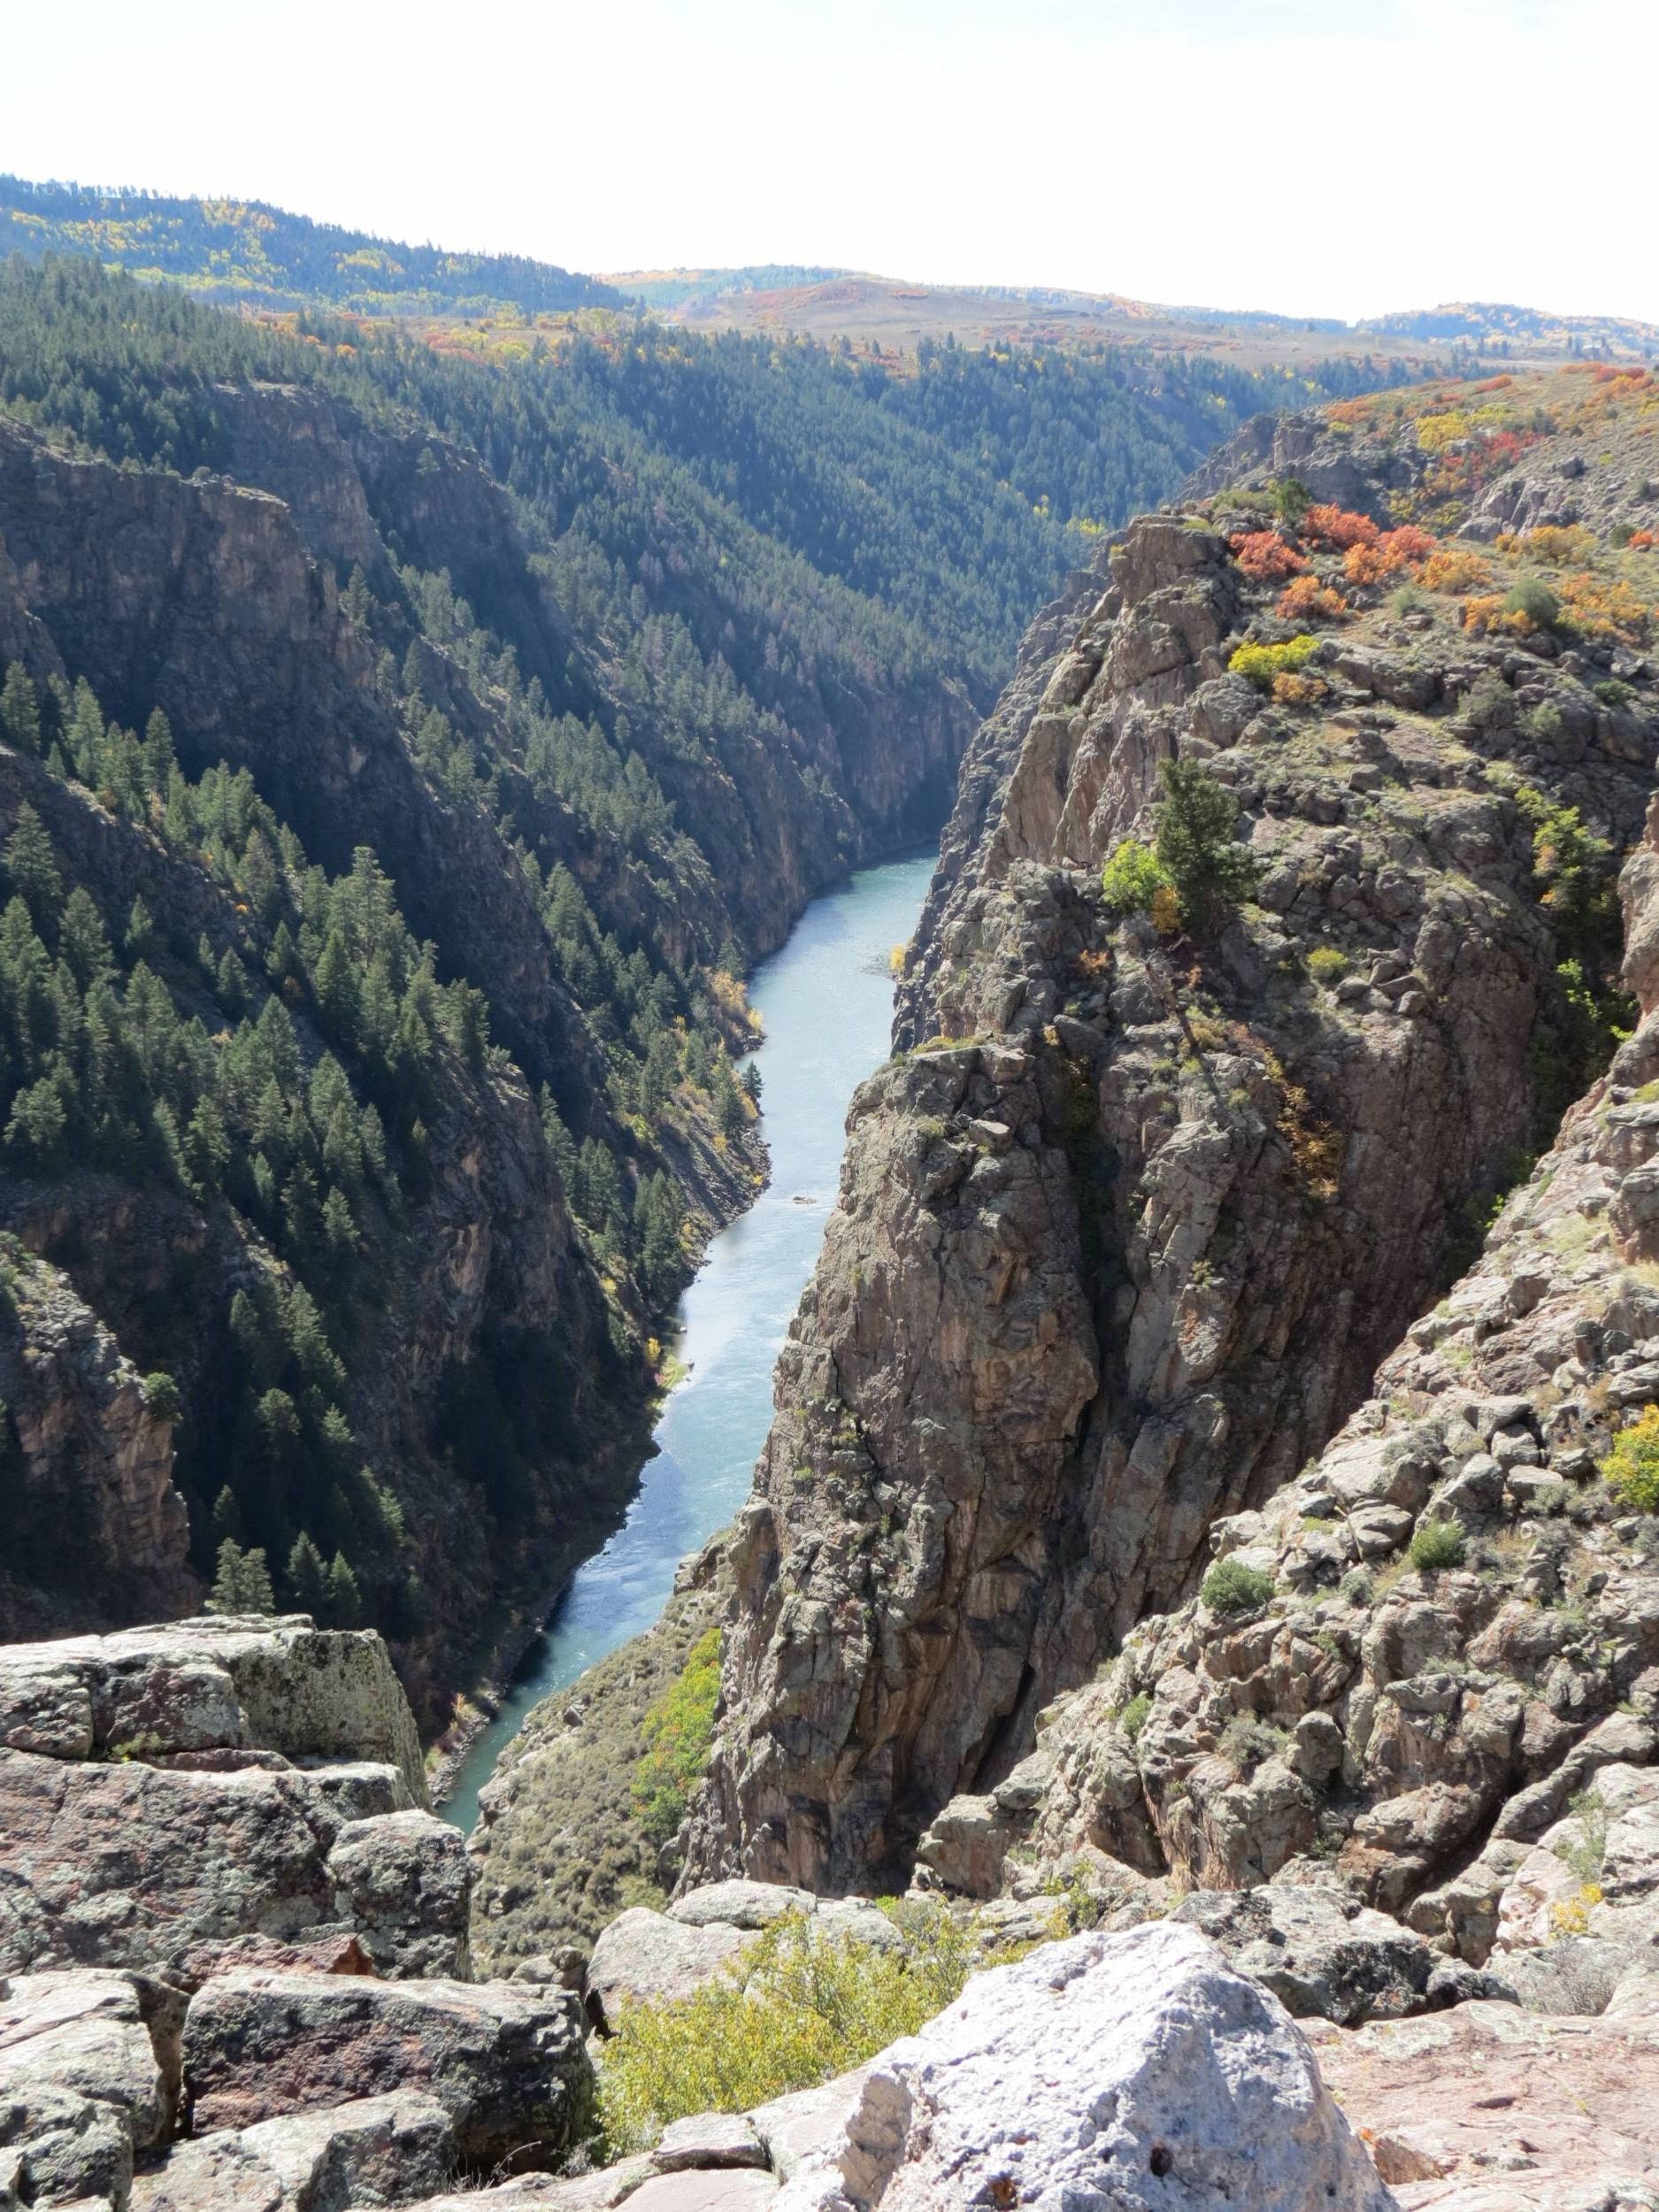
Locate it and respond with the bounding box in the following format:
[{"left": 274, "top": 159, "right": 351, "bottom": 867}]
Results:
[
  {"left": 1118, "top": 1692, "right": 1152, "bottom": 1742},
  {"left": 1307, "top": 945, "right": 1348, "bottom": 984},
  {"left": 1201, "top": 1558, "right": 1276, "bottom": 1614},
  {"left": 1230, "top": 531, "right": 1307, "bottom": 583},
  {"left": 1421, "top": 547, "right": 1493, "bottom": 595},
  {"left": 631, "top": 1625, "right": 722, "bottom": 1843},
  {"left": 1497, "top": 525, "right": 1597, "bottom": 565},
  {"left": 1595, "top": 679, "right": 1637, "bottom": 707},
  {"left": 596, "top": 1906, "right": 1003, "bottom": 2154},
  {"left": 142, "top": 1369, "right": 182, "bottom": 1423},
  {"left": 1218, "top": 1714, "right": 1287, "bottom": 1776},
  {"left": 1409, "top": 1517, "right": 1467, "bottom": 1571},
  {"left": 1303, "top": 504, "right": 1380, "bottom": 551},
  {"left": 1272, "top": 671, "right": 1327, "bottom": 705},
  {"left": 1503, "top": 577, "right": 1562, "bottom": 630},
  {"left": 1277, "top": 575, "right": 1345, "bottom": 624},
  {"left": 1271, "top": 477, "right": 1312, "bottom": 526},
  {"left": 1601, "top": 1404, "right": 1659, "bottom": 1511},
  {"left": 1555, "top": 571, "right": 1652, "bottom": 644},
  {"left": 1101, "top": 837, "right": 1172, "bottom": 915},
  {"left": 1230, "top": 634, "right": 1319, "bottom": 687}
]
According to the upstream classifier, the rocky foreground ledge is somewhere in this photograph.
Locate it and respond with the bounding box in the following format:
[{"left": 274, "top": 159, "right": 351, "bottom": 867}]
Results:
[{"left": 3, "top": 1617, "right": 1659, "bottom": 2207}]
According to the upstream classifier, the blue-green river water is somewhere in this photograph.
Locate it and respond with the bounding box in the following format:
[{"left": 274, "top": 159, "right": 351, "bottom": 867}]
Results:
[{"left": 438, "top": 849, "right": 936, "bottom": 1831}]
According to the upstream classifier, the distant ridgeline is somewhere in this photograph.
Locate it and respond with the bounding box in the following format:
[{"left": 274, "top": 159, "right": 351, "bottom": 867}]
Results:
[
  {"left": 0, "top": 174, "right": 623, "bottom": 316},
  {"left": 0, "top": 240, "right": 1409, "bottom": 1708}
]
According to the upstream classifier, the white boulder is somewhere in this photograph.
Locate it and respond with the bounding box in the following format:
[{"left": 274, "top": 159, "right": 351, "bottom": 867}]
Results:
[{"left": 776, "top": 1922, "right": 1394, "bottom": 2211}]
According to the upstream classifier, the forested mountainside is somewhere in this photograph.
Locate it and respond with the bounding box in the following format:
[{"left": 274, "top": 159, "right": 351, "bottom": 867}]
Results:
[
  {"left": 0, "top": 175, "right": 623, "bottom": 315},
  {"left": 617, "top": 363, "right": 1659, "bottom": 1900},
  {"left": 0, "top": 250, "right": 1389, "bottom": 1718}
]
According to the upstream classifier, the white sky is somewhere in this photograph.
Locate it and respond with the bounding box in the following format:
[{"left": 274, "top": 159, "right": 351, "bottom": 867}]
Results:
[{"left": 9, "top": 0, "right": 1659, "bottom": 324}]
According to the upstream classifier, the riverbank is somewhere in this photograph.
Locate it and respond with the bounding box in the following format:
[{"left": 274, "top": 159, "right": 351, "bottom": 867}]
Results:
[{"left": 439, "top": 849, "right": 936, "bottom": 1853}]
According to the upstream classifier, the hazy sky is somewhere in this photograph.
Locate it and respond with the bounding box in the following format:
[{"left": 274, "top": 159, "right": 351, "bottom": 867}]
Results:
[{"left": 11, "top": 0, "right": 1658, "bottom": 323}]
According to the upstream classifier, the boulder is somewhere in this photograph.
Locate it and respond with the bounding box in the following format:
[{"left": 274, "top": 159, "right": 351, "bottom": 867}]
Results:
[
  {"left": 0, "top": 1969, "right": 181, "bottom": 2207},
  {"left": 0, "top": 1747, "right": 408, "bottom": 1980},
  {"left": 326, "top": 1810, "right": 471, "bottom": 1978},
  {"left": 129, "top": 2091, "right": 454, "bottom": 2210},
  {"left": 652, "top": 2113, "right": 769, "bottom": 2172},
  {"left": 0, "top": 1618, "right": 426, "bottom": 1804},
  {"left": 1171, "top": 1884, "right": 1484, "bottom": 2025},
  {"left": 774, "top": 1923, "right": 1391, "bottom": 2211},
  {"left": 586, "top": 1910, "right": 748, "bottom": 2027},
  {"left": 667, "top": 1884, "right": 814, "bottom": 1932},
  {"left": 181, "top": 1969, "right": 591, "bottom": 2170}
]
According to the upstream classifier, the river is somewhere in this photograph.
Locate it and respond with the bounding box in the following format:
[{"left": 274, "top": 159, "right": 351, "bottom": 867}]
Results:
[{"left": 437, "top": 848, "right": 937, "bottom": 1831}]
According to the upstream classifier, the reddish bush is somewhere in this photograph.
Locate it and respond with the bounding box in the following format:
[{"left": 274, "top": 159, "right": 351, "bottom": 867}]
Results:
[
  {"left": 1230, "top": 530, "right": 1307, "bottom": 582},
  {"left": 1303, "top": 504, "right": 1380, "bottom": 551}
]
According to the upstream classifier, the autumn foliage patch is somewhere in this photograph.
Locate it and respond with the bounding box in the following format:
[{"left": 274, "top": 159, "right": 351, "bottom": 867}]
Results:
[
  {"left": 1229, "top": 531, "right": 1307, "bottom": 581},
  {"left": 1302, "top": 504, "right": 1380, "bottom": 552}
]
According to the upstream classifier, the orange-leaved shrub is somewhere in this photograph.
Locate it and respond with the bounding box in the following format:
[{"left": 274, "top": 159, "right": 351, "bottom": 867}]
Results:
[
  {"left": 1277, "top": 575, "right": 1346, "bottom": 623},
  {"left": 1272, "top": 671, "right": 1327, "bottom": 705},
  {"left": 1303, "top": 504, "right": 1379, "bottom": 551},
  {"left": 1230, "top": 531, "right": 1307, "bottom": 582}
]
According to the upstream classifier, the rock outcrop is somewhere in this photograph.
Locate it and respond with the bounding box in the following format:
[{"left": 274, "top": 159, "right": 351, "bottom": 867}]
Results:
[
  {"left": 0, "top": 1617, "right": 598, "bottom": 2204},
  {"left": 0, "top": 1252, "right": 192, "bottom": 1640},
  {"left": 685, "top": 367, "right": 1659, "bottom": 1894}
]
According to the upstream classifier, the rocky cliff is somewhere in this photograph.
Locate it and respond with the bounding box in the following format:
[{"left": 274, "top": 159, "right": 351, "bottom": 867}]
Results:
[
  {"left": 680, "top": 364, "right": 1659, "bottom": 1893},
  {"left": 912, "top": 777, "right": 1659, "bottom": 1956}
]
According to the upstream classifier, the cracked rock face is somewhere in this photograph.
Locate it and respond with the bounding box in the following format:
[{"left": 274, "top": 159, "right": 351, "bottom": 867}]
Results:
[{"left": 685, "top": 396, "right": 1659, "bottom": 1896}]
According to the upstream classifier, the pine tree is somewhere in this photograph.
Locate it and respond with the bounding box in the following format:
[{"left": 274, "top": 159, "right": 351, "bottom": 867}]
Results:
[
  {"left": 1153, "top": 760, "right": 1263, "bottom": 937},
  {"left": 286, "top": 1531, "right": 328, "bottom": 1617},
  {"left": 126, "top": 896, "right": 153, "bottom": 959},
  {"left": 208, "top": 1538, "right": 275, "bottom": 1614},
  {"left": 4, "top": 805, "right": 61, "bottom": 926},
  {"left": 325, "top": 1551, "right": 364, "bottom": 1627},
  {"left": 0, "top": 664, "right": 42, "bottom": 756},
  {"left": 322, "top": 1185, "right": 359, "bottom": 1259}
]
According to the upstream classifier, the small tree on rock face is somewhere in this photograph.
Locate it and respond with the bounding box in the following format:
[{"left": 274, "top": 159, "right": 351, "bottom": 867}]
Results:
[{"left": 1152, "top": 760, "right": 1262, "bottom": 937}]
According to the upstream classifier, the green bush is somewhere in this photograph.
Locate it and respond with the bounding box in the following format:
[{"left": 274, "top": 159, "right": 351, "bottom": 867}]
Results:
[
  {"left": 1306, "top": 945, "right": 1348, "bottom": 985},
  {"left": 631, "top": 1625, "right": 722, "bottom": 1843},
  {"left": 1503, "top": 578, "right": 1560, "bottom": 630},
  {"left": 1409, "top": 1517, "right": 1467, "bottom": 1571},
  {"left": 1100, "top": 837, "right": 1172, "bottom": 915},
  {"left": 142, "top": 1370, "right": 182, "bottom": 1423},
  {"left": 596, "top": 1905, "right": 1013, "bottom": 2154},
  {"left": 1601, "top": 1405, "right": 1659, "bottom": 1512},
  {"left": 1201, "top": 1558, "right": 1276, "bottom": 1614},
  {"left": 1595, "top": 679, "right": 1636, "bottom": 708},
  {"left": 1229, "top": 634, "right": 1318, "bottom": 687},
  {"left": 1118, "top": 1692, "right": 1152, "bottom": 1742}
]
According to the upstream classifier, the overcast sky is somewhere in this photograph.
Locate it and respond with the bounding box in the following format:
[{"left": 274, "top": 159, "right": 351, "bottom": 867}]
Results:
[{"left": 11, "top": 0, "right": 1657, "bottom": 324}]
